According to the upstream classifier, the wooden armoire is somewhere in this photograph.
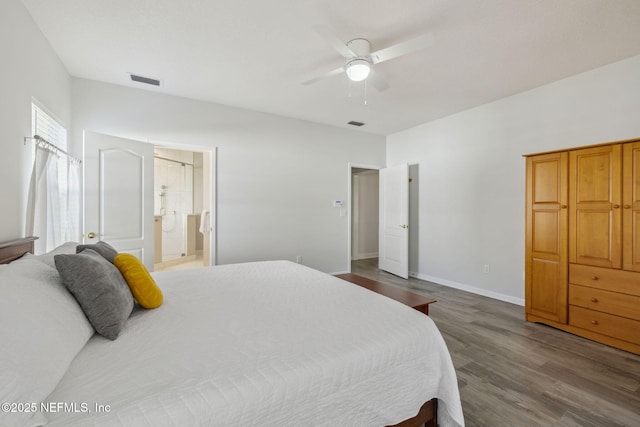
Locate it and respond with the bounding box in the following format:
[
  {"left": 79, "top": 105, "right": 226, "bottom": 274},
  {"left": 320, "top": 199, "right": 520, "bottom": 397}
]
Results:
[{"left": 525, "top": 138, "right": 640, "bottom": 354}]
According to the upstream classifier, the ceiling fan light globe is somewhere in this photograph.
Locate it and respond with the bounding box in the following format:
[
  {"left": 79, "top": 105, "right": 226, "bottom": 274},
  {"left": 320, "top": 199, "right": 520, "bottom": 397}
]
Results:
[{"left": 346, "top": 60, "right": 370, "bottom": 82}]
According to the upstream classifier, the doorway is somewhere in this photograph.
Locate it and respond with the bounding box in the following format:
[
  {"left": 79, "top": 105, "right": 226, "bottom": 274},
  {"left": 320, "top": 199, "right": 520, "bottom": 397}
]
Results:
[
  {"left": 347, "top": 163, "right": 419, "bottom": 276},
  {"left": 83, "top": 132, "right": 215, "bottom": 271},
  {"left": 351, "top": 167, "right": 380, "bottom": 261},
  {"left": 348, "top": 163, "right": 381, "bottom": 274},
  {"left": 153, "top": 147, "right": 210, "bottom": 272}
]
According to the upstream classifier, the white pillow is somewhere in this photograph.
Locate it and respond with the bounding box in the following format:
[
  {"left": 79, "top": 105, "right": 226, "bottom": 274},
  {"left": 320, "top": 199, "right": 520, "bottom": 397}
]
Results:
[
  {"left": 0, "top": 254, "right": 94, "bottom": 427},
  {"left": 31, "top": 241, "right": 79, "bottom": 268}
]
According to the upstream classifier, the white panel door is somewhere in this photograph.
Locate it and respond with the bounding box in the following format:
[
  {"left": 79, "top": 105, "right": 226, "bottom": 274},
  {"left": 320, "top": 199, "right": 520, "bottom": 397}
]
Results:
[
  {"left": 379, "top": 164, "right": 409, "bottom": 278},
  {"left": 83, "top": 131, "right": 154, "bottom": 268}
]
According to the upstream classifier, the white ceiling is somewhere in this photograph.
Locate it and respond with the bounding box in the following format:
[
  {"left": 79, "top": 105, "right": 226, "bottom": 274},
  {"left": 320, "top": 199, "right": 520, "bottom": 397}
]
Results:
[{"left": 21, "top": 0, "right": 640, "bottom": 135}]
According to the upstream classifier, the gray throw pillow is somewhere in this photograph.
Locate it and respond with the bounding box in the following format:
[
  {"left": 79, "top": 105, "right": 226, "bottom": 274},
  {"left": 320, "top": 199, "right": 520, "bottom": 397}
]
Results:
[
  {"left": 76, "top": 241, "right": 118, "bottom": 263},
  {"left": 54, "top": 249, "right": 134, "bottom": 340}
]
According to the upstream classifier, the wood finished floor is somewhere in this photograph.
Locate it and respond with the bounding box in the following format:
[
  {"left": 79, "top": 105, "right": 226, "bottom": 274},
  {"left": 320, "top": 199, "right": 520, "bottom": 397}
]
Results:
[{"left": 350, "top": 258, "right": 640, "bottom": 427}]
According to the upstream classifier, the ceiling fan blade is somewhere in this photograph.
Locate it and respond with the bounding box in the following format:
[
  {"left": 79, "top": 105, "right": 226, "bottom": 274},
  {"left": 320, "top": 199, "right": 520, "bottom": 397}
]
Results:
[
  {"left": 367, "top": 69, "right": 390, "bottom": 92},
  {"left": 301, "top": 66, "right": 346, "bottom": 86},
  {"left": 313, "top": 25, "right": 357, "bottom": 58},
  {"left": 370, "top": 33, "right": 434, "bottom": 64}
]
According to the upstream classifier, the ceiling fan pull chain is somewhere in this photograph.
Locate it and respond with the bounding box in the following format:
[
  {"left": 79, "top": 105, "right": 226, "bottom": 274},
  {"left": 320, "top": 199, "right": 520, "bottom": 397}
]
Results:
[{"left": 364, "top": 79, "right": 368, "bottom": 106}]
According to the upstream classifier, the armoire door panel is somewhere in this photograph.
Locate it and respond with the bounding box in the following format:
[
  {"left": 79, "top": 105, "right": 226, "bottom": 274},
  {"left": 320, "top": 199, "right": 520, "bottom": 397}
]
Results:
[
  {"left": 532, "top": 211, "right": 559, "bottom": 255},
  {"left": 630, "top": 146, "right": 640, "bottom": 201},
  {"left": 574, "top": 210, "right": 615, "bottom": 267},
  {"left": 630, "top": 210, "right": 640, "bottom": 269},
  {"left": 533, "top": 160, "right": 560, "bottom": 203},
  {"left": 529, "top": 258, "right": 566, "bottom": 322},
  {"left": 569, "top": 145, "right": 621, "bottom": 268},
  {"left": 525, "top": 152, "right": 568, "bottom": 323},
  {"left": 573, "top": 152, "right": 614, "bottom": 203},
  {"left": 623, "top": 142, "right": 640, "bottom": 272}
]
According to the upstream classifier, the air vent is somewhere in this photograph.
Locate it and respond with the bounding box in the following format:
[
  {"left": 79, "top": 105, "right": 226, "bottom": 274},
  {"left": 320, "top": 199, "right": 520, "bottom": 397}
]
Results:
[
  {"left": 347, "top": 121, "right": 365, "bottom": 127},
  {"left": 130, "top": 74, "right": 161, "bottom": 86}
]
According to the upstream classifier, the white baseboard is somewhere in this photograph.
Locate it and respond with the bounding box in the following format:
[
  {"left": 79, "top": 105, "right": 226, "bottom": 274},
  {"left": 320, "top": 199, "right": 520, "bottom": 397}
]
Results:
[{"left": 410, "top": 271, "right": 525, "bottom": 306}]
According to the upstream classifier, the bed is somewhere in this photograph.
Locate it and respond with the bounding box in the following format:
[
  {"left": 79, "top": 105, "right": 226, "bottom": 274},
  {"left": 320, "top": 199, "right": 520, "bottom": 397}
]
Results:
[{"left": 0, "top": 237, "right": 464, "bottom": 427}]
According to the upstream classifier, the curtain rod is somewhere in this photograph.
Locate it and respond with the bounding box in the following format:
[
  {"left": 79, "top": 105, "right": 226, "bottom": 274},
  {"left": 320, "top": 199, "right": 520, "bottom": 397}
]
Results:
[
  {"left": 24, "top": 134, "right": 82, "bottom": 164},
  {"left": 154, "top": 155, "right": 194, "bottom": 166}
]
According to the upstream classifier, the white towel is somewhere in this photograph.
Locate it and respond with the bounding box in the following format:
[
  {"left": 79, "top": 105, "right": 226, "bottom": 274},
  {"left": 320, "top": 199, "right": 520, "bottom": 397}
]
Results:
[{"left": 199, "top": 210, "right": 210, "bottom": 234}]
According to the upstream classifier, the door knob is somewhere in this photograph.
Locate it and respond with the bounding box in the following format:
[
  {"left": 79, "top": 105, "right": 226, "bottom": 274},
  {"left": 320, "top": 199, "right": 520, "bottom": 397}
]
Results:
[
  {"left": 624, "top": 205, "right": 631, "bottom": 209},
  {"left": 400, "top": 224, "right": 408, "bottom": 229},
  {"left": 87, "top": 232, "right": 96, "bottom": 239},
  {"left": 613, "top": 204, "right": 620, "bottom": 209}
]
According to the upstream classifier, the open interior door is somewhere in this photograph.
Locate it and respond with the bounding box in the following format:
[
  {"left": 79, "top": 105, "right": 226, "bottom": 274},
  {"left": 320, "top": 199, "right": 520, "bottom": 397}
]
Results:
[
  {"left": 83, "top": 131, "right": 154, "bottom": 269},
  {"left": 379, "top": 164, "right": 409, "bottom": 278}
]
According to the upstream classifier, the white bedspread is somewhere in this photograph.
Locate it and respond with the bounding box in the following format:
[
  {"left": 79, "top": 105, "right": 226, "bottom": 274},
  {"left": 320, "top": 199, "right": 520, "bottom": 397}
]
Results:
[{"left": 42, "top": 261, "right": 464, "bottom": 427}]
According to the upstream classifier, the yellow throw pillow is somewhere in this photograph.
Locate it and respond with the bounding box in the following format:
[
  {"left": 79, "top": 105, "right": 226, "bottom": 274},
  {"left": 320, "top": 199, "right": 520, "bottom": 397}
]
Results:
[{"left": 114, "top": 253, "right": 163, "bottom": 309}]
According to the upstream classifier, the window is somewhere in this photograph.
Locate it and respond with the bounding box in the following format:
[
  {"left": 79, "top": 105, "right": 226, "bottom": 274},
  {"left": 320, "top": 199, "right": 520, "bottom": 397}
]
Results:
[{"left": 32, "top": 103, "right": 68, "bottom": 151}]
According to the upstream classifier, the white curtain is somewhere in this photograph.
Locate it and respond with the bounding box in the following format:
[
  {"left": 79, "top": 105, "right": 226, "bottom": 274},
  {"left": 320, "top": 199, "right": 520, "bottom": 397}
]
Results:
[
  {"left": 25, "top": 145, "right": 80, "bottom": 254},
  {"left": 65, "top": 159, "right": 81, "bottom": 243}
]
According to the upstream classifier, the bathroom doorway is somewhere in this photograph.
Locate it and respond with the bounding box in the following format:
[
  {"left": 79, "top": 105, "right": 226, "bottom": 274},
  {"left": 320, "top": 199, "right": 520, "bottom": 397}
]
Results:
[{"left": 153, "top": 147, "right": 207, "bottom": 271}]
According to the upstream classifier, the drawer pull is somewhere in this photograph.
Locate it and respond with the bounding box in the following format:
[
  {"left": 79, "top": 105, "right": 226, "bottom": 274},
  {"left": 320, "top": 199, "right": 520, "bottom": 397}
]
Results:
[
  {"left": 591, "top": 320, "right": 599, "bottom": 325},
  {"left": 591, "top": 276, "right": 598, "bottom": 280},
  {"left": 590, "top": 298, "right": 599, "bottom": 303}
]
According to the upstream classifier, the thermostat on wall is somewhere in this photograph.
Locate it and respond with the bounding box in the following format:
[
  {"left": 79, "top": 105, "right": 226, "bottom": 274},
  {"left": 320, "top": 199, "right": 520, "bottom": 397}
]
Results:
[{"left": 333, "top": 200, "right": 343, "bottom": 208}]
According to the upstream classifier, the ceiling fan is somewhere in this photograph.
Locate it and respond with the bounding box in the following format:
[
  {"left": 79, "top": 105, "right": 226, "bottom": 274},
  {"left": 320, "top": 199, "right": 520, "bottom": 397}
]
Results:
[{"left": 302, "top": 25, "right": 435, "bottom": 91}]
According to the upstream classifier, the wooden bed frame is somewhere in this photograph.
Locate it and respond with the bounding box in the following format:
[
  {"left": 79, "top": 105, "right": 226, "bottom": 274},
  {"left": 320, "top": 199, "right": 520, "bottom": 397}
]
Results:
[
  {"left": 0, "top": 236, "right": 438, "bottom": 427},
  {"left": 391, "top": 399, "right": 438, "bottom": 427},
  {"left": 0, "top": 236, "right": 37, "bottom": 264}
]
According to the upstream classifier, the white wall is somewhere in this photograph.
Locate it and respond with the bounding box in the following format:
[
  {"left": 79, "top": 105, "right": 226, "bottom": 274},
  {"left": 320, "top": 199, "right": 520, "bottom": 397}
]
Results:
[
  {"left": 72, "top": 78, "right": 385, "bottom": 273},
  {"left": 387, "top": 55, "right": 640, "bottom": 304},
  {"left": 0, "top": 0, "right": 72, "bottom": 242}
]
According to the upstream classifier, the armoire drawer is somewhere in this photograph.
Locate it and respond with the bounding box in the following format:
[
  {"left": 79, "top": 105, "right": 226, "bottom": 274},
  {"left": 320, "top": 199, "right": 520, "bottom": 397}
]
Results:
[
  {"left": 569, "top": 264, "right": 640, "bottom": 296},
  {"left": 569, "top": 284, "right": 640, "bottom": 321},
  {"left": 569, "top": 306, "right": 640, "bottom": 345}
]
